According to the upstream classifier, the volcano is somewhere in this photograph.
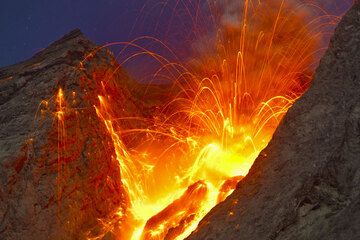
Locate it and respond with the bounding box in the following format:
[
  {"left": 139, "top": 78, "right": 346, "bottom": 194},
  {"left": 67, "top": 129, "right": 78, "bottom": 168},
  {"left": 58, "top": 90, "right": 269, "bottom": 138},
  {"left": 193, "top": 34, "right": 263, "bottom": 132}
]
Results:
[
  {"left": 1, "top": 2, "right": 360, "bottom": 240},
  {"left": 188, "top": 2, "right": 360, "bottom": 240}
]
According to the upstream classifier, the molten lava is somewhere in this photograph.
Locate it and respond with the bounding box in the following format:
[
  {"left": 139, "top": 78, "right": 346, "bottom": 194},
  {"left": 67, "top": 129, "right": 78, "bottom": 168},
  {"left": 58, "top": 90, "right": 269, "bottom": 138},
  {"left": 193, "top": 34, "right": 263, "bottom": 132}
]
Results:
[{"left": 48, "top": 1, "right": 341, "bottom": 240}]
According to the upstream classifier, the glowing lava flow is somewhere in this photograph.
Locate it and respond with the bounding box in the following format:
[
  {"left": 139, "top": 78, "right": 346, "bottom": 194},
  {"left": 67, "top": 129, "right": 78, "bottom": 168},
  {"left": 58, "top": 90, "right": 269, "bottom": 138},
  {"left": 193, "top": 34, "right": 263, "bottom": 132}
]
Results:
[
  {"left": 94, "top": 94, "right": 240, "bottom": 240},
  {"left": 79, "top": 0, "right": 338, "bottom": 239}
]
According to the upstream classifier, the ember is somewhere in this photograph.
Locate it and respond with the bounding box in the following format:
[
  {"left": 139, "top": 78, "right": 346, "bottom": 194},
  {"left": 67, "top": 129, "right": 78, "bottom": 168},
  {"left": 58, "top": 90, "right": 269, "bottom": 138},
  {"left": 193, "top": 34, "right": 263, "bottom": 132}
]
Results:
[{"left": 49, "top": 1, "right": 339, "bottom": 239}]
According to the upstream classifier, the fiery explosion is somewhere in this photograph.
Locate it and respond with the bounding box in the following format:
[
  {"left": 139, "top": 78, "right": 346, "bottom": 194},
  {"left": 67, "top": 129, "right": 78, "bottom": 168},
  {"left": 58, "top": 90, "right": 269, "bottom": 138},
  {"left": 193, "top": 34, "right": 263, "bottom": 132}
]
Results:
[{"left": 45, "top": 0, "right": 342, "bottom": 239}]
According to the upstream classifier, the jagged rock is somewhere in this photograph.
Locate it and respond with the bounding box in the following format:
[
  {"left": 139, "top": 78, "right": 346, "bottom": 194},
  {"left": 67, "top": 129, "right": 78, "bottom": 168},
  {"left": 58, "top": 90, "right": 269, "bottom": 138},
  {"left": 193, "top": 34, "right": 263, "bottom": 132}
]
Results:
[
  {"left": 187, "top": 3, "right": 360, "bottom": 240},
  {"left": 0, "top": 29, "right": 136, "bottom": 239}
]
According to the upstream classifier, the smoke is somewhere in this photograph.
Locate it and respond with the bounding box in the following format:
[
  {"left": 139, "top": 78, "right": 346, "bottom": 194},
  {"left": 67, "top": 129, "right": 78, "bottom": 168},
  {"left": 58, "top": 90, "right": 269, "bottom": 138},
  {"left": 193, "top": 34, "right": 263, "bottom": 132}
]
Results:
[
  {"left": 216, "top": 0, "right": 244, "bottom": 28},
  {"left": 215, "top": 0, "right": 313, "bottom": 28},
  {"left": 188, "top": 0, "right": 323, "bottom": 76}
]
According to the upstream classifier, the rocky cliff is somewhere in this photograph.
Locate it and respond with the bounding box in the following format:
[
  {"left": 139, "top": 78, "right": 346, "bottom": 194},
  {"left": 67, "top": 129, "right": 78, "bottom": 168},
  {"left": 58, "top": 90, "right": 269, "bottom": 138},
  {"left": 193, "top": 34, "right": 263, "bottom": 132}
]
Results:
[
  {"left": 0, "top": 29, "right": 138, "bottom": 239},
  {"left": 188, "top": 2, "right": 360, "bottom": 240}
]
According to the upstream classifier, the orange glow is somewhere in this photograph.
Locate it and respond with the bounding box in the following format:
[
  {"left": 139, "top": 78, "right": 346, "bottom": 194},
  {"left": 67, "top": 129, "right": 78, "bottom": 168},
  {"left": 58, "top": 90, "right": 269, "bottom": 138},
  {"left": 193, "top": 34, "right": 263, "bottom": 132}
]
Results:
[{"left": 47, "top": 1, "right": 342, "bottom": 240}]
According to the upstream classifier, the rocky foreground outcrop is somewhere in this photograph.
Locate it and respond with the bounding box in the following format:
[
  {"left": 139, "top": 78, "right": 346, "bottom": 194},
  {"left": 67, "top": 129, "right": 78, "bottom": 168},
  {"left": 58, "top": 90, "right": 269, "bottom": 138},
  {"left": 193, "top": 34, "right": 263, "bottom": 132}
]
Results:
[
  {"left": 188, "top": 2, "right": 360, "bottom": 240},
  {"left": 0, "top": 29, "right": 141, "bottom": 239}
]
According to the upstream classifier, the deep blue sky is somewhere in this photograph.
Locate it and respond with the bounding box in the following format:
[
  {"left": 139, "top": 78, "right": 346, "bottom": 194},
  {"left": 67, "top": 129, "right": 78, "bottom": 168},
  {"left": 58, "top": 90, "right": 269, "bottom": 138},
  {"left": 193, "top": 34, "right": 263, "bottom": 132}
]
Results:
[
  {"left": 0, "top": 0, "right": 352, "bottom": 68},
  {"left": 0, "top": 0, "right": 146, "bottom": 67}
]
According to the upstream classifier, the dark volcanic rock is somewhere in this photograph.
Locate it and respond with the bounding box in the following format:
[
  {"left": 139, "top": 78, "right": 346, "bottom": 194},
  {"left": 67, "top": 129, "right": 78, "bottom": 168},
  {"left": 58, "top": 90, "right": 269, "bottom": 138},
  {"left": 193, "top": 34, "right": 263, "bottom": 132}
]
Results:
[
  {"left": 0, "top": 29, "right": 136, "bottom": 239},
  {"left": 188, "top": 3, "right": 360, "bottom": 240}
]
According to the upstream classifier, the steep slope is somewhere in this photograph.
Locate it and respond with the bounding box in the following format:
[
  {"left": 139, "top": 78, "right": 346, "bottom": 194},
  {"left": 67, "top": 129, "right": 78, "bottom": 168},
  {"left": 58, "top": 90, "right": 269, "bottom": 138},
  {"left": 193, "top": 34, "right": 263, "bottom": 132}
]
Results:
[
  {"left": 0, "top": 29, "right": 136, "bottom": 239},
  {"left": 188, "top": 2, "right": 360, "bottom": 240}
]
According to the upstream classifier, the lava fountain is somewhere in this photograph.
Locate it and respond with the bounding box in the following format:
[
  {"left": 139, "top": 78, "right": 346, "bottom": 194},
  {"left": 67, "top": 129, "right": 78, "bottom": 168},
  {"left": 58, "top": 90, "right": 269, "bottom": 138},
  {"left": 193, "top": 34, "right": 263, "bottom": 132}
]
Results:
[{"left": 50, "top": 0, "right": 341, "bottom": 239}]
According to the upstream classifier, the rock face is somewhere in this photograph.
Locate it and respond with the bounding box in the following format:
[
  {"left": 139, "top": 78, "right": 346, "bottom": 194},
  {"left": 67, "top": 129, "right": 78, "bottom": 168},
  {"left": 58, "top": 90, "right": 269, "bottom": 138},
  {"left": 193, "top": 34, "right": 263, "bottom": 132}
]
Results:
[
  {"left": 188, "top": 3, "right": 360, "bottom": 240},
  {"left": 0, "top": 29, "right": 138, "bottom": 239}
]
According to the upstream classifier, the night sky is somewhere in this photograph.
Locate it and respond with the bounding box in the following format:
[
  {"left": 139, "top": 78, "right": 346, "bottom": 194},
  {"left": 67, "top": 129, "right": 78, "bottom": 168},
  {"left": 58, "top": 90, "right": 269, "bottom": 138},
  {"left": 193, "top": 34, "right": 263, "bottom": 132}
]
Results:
[
  {"left": 0, "top": 0, "right": 352, "bottom": 68},
  {"left": 0, "top": 0, "right": 146, "bottom": 67}
]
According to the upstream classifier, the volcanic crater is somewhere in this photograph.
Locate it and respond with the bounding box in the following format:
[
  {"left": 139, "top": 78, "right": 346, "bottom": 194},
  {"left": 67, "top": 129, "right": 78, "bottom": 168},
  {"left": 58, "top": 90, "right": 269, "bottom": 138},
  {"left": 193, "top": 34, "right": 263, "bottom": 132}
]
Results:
[{"left": 1, "top": 1, "right": 360, "bottom": 240}]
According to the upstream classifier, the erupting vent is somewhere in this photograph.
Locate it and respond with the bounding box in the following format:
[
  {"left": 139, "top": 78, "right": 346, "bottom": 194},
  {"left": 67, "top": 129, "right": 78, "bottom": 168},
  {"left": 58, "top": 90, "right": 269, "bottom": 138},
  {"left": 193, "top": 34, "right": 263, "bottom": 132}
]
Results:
[{"left": 36, "top": 1, "right": 342, "bottom": 239}]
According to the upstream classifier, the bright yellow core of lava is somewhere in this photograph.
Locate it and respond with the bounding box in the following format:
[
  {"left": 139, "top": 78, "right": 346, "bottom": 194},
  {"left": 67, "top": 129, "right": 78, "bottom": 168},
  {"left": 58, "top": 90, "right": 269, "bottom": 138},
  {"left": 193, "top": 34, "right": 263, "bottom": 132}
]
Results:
[
  {"left": 94, "top": 0, "right": 320, "bottom": 238},
  {"left": 54, "top": 0, "right": 328, "bottom": 239}
]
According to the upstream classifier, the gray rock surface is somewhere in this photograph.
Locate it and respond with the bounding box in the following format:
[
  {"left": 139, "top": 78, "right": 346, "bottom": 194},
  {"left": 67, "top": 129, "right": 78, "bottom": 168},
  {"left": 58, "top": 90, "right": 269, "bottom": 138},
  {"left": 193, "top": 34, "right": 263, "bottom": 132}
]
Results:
[
  {"left": 188, "top": 2, "right": 360, "bottom": 240},
  {"left": 0, "top": 29, "right": 135, "bottom": 239}
]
